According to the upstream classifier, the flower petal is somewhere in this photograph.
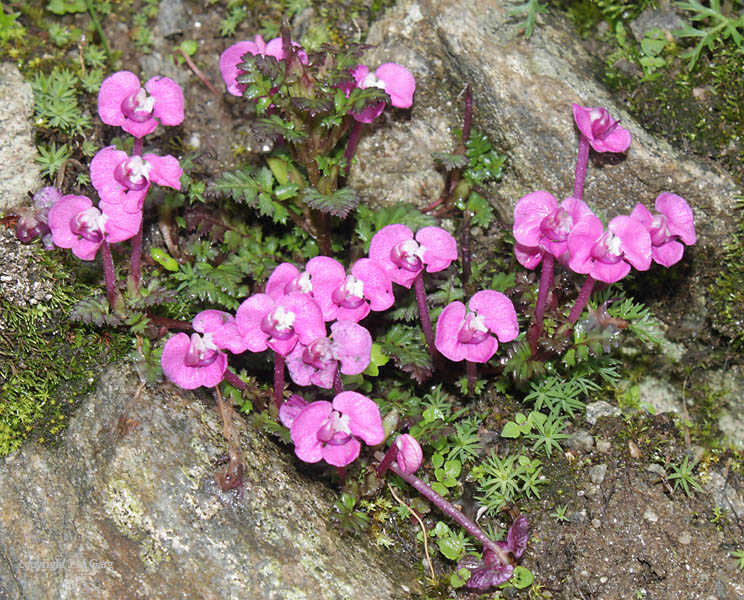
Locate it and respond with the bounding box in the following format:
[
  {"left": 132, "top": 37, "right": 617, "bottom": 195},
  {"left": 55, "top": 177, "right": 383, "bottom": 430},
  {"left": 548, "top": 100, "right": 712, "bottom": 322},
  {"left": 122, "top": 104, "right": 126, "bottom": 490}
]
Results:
[
  {"left": 332, "top": 391, "right": 384, "bottom": 446},
  {"left": 146, "top": 76, "right": 184, "bottom": 126}
]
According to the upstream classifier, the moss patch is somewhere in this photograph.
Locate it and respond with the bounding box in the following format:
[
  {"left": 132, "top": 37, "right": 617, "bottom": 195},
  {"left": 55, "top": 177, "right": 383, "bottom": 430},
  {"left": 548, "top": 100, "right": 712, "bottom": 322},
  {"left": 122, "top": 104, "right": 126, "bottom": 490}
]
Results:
[{"left": 0, "top": 248, "right": 131, "bottom": 456}]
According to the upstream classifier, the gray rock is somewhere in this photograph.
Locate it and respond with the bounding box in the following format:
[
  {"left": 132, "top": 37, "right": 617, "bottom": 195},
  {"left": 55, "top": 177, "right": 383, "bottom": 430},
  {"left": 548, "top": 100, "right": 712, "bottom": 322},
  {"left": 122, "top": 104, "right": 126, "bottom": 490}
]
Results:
[
  {"left": 629, "top": 6, "right": 687, "bottom": 41},
  {"left": 585, "top": 401, "right": 621, "bottom": 425},
  {"left": 639, "top": 376, "right": 681, "bottom": 415},
  {"left": 0, "top": 367, "right": 418, "bottom": 600},
  {"left": 156, "top": 0, "right": 188, "bottom": 38},
  {"left": 0, "top": 62, "right": 42, "bottom": 212},
  {"left": 350, "top": 0, "right": 738, "bottom": 342},
  {"left": 567, "top": 428, "right": 594, "bottom": 453},
  {"left": 589, "top": 464, "right": 607, "bottom": 485}
]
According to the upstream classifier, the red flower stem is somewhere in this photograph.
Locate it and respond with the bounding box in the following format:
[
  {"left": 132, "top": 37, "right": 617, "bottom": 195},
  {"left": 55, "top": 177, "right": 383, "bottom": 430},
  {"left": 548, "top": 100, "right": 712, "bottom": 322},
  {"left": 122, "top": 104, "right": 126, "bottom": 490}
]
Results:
[
  {"left": 388, "top": 462, "right": 510, "bottom": 566},
  {"left": 100, "top": 240, "right": 123, "bottom": 311},
  {"left": 343, "top": 121, "right": 363, "bottom": 177},
  {"left": 573, "top": 134, "right": 590, "bottom": 201},
  {"left": 333, "top": 370, "right": 344, "bottom": 396},
  {"left": 414, "top": 272, "right": 437, "bottom": 361},
  {"left": 466, "top": 360, "right": 477, "bottom": 395},
  {"left": 530, "top": 254, "right": 555, "bottom": 354},
  {"left": 223, "top": 369, "right": 247, "bottom": 391},
  {"left": 132, "top": 137, "right": 143, "bottom": 157},
  {"left": 568, "top": 275, "right": 596, "bottom": 323},
  {"left": 128, "top": 224, "right": 143, "bottom": 292},
  {"left": 375, "top": 445, "right": 398, "bottom": 478},
  {"left": 273, "top": 352, "right": 285, "bottom": 409},
  {"left": 175, "top": 48, "right": 219, "bottom": 94}
]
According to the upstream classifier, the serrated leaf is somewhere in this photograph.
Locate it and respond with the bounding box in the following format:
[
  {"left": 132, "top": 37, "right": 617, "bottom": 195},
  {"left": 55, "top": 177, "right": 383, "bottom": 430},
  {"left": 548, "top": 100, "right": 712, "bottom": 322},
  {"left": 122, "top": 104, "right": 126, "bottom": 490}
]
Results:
[
  {"left": 69, "top": 296, "right": 122, "bottom": 327},
  {"left": 303, "top": 187, "right": 358, "bottom": 218},
  {"left": 432, "top": 151, "right": 468, "bottom": 170}
]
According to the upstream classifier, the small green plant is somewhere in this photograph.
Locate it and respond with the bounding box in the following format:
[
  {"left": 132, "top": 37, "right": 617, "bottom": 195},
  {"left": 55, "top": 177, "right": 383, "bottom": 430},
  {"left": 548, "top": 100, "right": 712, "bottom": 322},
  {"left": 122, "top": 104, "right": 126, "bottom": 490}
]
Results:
[
  {"left": 550, "top": 503, "right": 569, "bottom": 522},
  {"left": 675, "top": 0, "right": 744, "bottom": 70},
  {"left": 35, "top": 142, "right": 72, "bottom": 180},
  {"left": 31, "top": 68, "right": 92, "bottom": 136},
  {"left": 472, "top": 453, "right": 546, "bottom": 516},
  {"left": 332, "top": 492, "right": 370, "bottom": 533},
  {"left": 667, "top": 455, "right": 703, "bottom": 496},
  {"left": 430, "top": 453, "right": 462, "bottom": 496},
  {"left": 731, "top": 549, "right": 744, "bottom": 569},
  {"left": 508, "top": 0, "right": 548, "bottom": 38}
]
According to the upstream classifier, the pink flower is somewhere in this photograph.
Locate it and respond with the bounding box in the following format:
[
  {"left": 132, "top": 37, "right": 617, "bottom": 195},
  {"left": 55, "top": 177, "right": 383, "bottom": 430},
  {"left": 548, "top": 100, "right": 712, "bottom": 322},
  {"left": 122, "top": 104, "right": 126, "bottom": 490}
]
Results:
[
  {"left": 48, "top": 194, "right": 141, "bottom": 260},
  {"left": 567, "top": 215, "right": 651, "bottom": 283},
  {"left": 15, "top": 186, "right": 61, "bottom": 248},
  {"left": 235, "top": 291, "right": 325, "bottom": 356},
  {"left": 369, "top": 224, "right": 457, "bottom": 288},
  {"left": 266, "top": 258, "right": 394, "bottom": 322},
  {"left": 219, "top": 35, "right": 308, "bottom": 96},
  {"left": 161, "top": 332, "right": 227, "bottom": 390},
  {"left": 286, "top": 320, "right": 372, "bottom": 388},
  {"left": 630, "top": 193, "right": 696, "bottom": 267},
  {"left": 351, "top": 63, "right": 416, "bottom": 123},
  {"left": 572, "top": 103, "right": 631, "bottom": 154},
  {"left": 393, "top": 434, "right": 423, "bottom": 474},
  {"left": 98, "top": 71, "right": 184, "bottom": 138},
  {"left": 91, "top": 147, "right": 182, "bottom": 213},
  {"left": 435, "top": 290, "right": 519, "bottom": 363},
  {"left": 290, "top": 391, "right": 385, "bottom": 467},
  {"left": 513, "top": 192, "right": 595, "bottom": 268}
]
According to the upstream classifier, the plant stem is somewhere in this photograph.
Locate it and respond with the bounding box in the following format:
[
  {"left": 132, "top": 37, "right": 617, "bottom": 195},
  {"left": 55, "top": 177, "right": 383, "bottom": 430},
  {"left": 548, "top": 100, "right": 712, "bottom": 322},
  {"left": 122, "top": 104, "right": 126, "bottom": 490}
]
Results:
[
  {"left": 128, "top": 225, "right": 143, "bottom": 293},
  {"left": 573, "top": 134, "right": 590, "bottom": 201},
  {"left": 568, "top": 275, "right": 596, "bottom": 323},
  {"left": 273, "top": 352, "right": 286, "bottom": 409},
  {"left": 413, "top": 272, "right": 437, "bottom": 361},
  {"left": 100, "top": 240, "right": 124, "bottom": 312},
  {"left": 466, "top": 360, "right": 477, "bottom": 395},
  {"left": 388, "top": 462, "right": 510, "bottom": 566},
  {"left": 333, "top": 370, "right": 344, "bottom": 396},
  {"left": 132, "top": 137, "right": 143, "bottom": 157},
  {"left": 343, "top": 121, "right": 363, "bottom": 178},
  {"left": 529, "top": 254, "right": 555, "bottom": 355},
  {"left": 223, "top": 369, "right": 247, "bottom": 390}
]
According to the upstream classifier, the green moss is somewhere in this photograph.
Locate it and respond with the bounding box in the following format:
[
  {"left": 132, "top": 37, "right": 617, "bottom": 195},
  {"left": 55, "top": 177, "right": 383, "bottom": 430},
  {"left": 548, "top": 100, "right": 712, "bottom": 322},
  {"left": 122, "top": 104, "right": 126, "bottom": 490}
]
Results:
[
  {"left": 709, "top": 196, "right": 744, "bottom": 350},
  {"left": 0, "top": 250, "right": 131, "bottom": 457}
]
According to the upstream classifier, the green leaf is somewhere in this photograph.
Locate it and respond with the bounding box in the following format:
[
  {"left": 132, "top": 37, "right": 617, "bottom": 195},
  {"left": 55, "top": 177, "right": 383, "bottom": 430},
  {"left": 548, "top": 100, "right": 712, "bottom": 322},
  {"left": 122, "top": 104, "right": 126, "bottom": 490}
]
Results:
[
  {"left": 48, "top": 0, "right": 87, "bottom": 14},
  {"left": 443, "top": 459, "right": 461, "bottom": 479},
  {"left": 437, "top": 535, "right": 465, "bottom": 561},
  {"left": 267, "top": 157, "right": 289, "bottom": 185},
  {"left": 512, "top": 566, "right": 534, "bottom": 589},
  {"left": 303, "top": 187, "right": 358, "bottom": 219},
  {"left": 501, "top": 421, "right": 523, "bottom": 438},
  {"left": 431, "top": 482, "right": 449, "bottom": 497},
  {"left": 150, "top": 248, "right": 179, "bottom": 272},
  {"left": 363, "top": 343, "right": 389, "bottom": 376},
  {"left": 274, "top": 183, "right": 299, "bottom": 201}
]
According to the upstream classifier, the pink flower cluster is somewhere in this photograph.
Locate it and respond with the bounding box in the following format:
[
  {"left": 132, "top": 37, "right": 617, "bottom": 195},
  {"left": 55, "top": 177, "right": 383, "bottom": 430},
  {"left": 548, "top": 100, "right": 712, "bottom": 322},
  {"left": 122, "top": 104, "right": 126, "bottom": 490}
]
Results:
[
  {"left": 47, "top": 71, "right": 185, "bottom": 262},
  {"left": 219, "top": 34, "right": 415, "bottom": 124},
  {"left": 513, "top": 191, "right": 695, "bottom": 284},
  {"left": 513, "top": 105, "right": 696, "bottom": 284},
  {"left": 160, "top": 223, "right": 463, "bottom": 464}
]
